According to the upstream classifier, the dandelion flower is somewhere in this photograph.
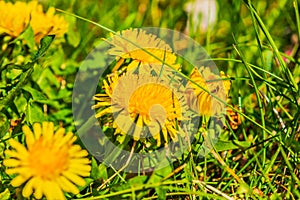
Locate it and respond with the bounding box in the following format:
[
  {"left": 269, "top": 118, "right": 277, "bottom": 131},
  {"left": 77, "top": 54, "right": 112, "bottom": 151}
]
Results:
[
  {"left": 226, "top": 105, "right": 242, "bottom": 130},
  {"left": 4, "top": 122, "right": 91, "bottom": 200},
  {"left": 105, "top": 28, "right": 180, "bottom": 75},
  {"left": 0, "top": 1, "right": 68, "bottom": 42},
  {"left": 93, "top": 73, "right": 186, "bottom": 146},
  {"left": 187, "top": 67, "right": 231, "bottom": 116},
  {"left": 0, "top": 1, "right": 34, "bottom": 37},
  {"left": 30, "top": 5, "right": 68, "bottom": 42}
]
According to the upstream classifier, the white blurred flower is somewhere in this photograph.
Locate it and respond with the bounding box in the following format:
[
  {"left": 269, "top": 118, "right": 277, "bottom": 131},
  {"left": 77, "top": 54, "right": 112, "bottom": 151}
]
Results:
[{"left": 184, "top": 0, "right": 218, "bottom": 33}]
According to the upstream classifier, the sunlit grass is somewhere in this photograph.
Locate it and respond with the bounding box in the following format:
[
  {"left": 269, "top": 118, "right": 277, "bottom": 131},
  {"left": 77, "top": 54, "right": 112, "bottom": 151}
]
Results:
[{"left": 0, "top": 0, "right": 299, "bottom": 199}]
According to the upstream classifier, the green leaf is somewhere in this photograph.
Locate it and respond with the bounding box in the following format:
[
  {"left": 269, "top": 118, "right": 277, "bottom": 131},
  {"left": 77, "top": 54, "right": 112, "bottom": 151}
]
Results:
[
  {"left": 112, "top": 176, "right": 148, "bottom": 194},
  {"left": 13, "top": 93, "right": 28, "bottom": 115},
  {"left": 0, "top": 188, "right": 10, "bottom": 200},
  {"left": 26, "top": 101, "right": 45, "bottom": 124},
  {"left": 22, "top": 86, "right": 47, "bottom": 101},
  {"left": 236, "top": 183, "right": 250, "bottom": 194},
  {"left": 33, "top": 35, "right": 55, "bottom": 61},
  {"left": 19, "top": 25, "right": 35, "bottom": 49},
  {"left": 0, "top": 113, "right": 9, "bottom": 137},
  {"left": 90, "top": 158, "right": 109, "bottom": 181},
  {"left": 214, "top": 140, "right": 251, "bottom": 151},
  {"left": 148, "top": 164, "right": 173, "bottom": 200},
  {"left": 51, "top": 109, "right": 72, "bottom": 120},
  {"left": 128, "top": 176, "right": 148, "bottom": 185}
]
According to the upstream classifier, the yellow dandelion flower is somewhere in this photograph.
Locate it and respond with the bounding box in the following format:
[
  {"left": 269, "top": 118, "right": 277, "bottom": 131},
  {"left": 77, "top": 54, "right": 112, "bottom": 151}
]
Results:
[
  {"left": 30, "top": 5, "right": 68, "bottom": 42},
  {"left": 93, "top": 73, "right": 186, "bottom": 146},
  {"left": 0, "top": 1, "right": 68, "bottom": 42},
  {"left": 0, "top": 1, "right": 34, "bottom": 37},
  {"left": 187, "top": 67, "right": 231, "bottom": 116},
  {"left": 105, "top": 28, "right": 180, "bottom": 75},
  {"left": 3, "top": 122, "right": 91, "bottom": 200},
  {"left": 226, "top": 105, "right": 242, "bottom": 130}
]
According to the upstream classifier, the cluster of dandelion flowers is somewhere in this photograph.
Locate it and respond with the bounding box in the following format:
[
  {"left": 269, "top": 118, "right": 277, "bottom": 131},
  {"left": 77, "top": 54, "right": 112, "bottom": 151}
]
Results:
[
  {"left": 187, "top": 66, "right": 231, "bottom": 116},
  {"left": 104, "top": 28, "right": 180, "bottom": 75},
  {"left": 0, "top": 1, "right": 68, "bottom": 42},
  {"left": 3, "top": 122, "right": 91, "bottom": 200},
  {"left": 93, "top": 73, "right": 187, "bottom": 146}
]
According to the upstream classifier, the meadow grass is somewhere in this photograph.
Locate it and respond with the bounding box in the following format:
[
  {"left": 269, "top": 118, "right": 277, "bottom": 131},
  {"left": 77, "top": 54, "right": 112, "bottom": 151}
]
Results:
[{"left": 0, "top": 0, "right": 299, "bottom": 199}]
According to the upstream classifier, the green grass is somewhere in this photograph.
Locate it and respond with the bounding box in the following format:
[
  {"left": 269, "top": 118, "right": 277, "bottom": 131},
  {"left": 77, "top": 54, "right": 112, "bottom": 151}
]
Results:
[{"left": 1, "top": 0, "right": 300, "bottom": 199}]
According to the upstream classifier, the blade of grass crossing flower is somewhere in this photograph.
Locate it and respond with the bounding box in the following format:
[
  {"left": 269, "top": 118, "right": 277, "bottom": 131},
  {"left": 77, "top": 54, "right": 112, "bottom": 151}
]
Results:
[{"left": 158, "top": 48, "right": 167, "bottom": 78}]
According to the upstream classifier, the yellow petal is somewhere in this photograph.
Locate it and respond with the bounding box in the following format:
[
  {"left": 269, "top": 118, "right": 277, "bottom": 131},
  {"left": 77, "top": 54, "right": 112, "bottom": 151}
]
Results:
[
  {"left": 22, "top": 177, "right": 35, "bottom": 197},
  {"left": 4, "top": 150, "right": 23, "bottom": 159},
  {"left": 3, "top": 158, "right": 20, "bottom": 167},
  {"left": 70, "top": 158, "right": 90, "bottom": 165},
  {"left": 6, "top": 167, "right": 32, "bottom": 177},
  {"left": 69, "top": 145, "right": 81, "bottom": 153},
  {"left": 57, "top": 176, "right": 79, "bottom": 194},
  {"left": 162, "top": 127, "right": 168, "bottom": 143},
  {"left": 112, "top": 58, "right": 125, "bottom": 72},
  {"left": 33, "top": 123, "right": 42, "bottom": 140},
  {"left": 42, "top": 122, "right": 54, "bottom": 140},
  {"left": 32, "top": 177, "right": 43, "bottom": 199},
  {"left": 69, "top": 162, "right": 91, "bottom": 173},
  {"left": 11, "top": 175, "right": 29, "bottom": 187},
  {"left": 68, "top": 134, "right": 77, "bottom": 145},
  {"left": 63, "top": 171, "right": 86, "bottom": 186},
  {"left": 95, "top": 107, "right": 113, "bottom": 118},
  {"left": 22, "top": 125, "right": 35, "bottom": 147},
  {"left": 54, "top": 127, "right": 65, "bottom": 139},
  {"left": 132, "top": 117, "right": 143, "bottom": 141},
  {"left": 55, "top": 132, "right": 73, "bottom": 148},
  {"left": 69, "top": 169, "right": 90, "bottom": 177},
  {"left": 70, "top": 147, "right": 88, "bottom": 158},
  {"left": 92, "top": 101, "right": 112, "bottom": 108},
  {"left": 127, "top": 60, "right": 139, "bottom": 71},
  {"left": 42, "top": 181, "right": 51, "bottom": 200},
  {"left": 8, "top": 139, "right": 28, "bottom": 157},
  {"left": 45, "top": 181, "right": 65, "bottom": 200}
]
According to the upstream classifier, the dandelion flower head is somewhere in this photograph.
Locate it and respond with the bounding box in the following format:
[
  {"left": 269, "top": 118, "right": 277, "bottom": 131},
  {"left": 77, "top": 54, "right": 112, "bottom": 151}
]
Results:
[
  {"left": 0, "top": 1, "right": 68, "bottom": 42},
  {"left": 187, "top": 66, "right": 231, "bottom": 116},
  {"left": 4, "top": 122, "right": 91, "bottom": 200},
  {"left": 93, "top": 73, "right": 187, "bottom": 146},
  {"left": 105, "top": 28, "right": 180, "bottom": 75}
]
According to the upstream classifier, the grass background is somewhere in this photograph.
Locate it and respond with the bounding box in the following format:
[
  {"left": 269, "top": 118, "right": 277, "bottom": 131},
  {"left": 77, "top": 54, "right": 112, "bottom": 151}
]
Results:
[{"left": 0, "top": 0, "right": 299, "bottom": 199}]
